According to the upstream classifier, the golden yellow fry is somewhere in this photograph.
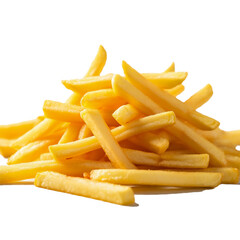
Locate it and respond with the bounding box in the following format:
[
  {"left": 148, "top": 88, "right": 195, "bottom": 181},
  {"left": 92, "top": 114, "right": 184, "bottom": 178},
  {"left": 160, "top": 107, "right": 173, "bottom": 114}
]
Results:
[
  {"left": 43, "top": 100, "right": 83, "bottom": 123},
  {"left": 165, "top": 84, "right": 185, "bottom": 96},
  {"left": 81, "top": 89, "right": 126, "bottom": 109},
  {"left": 221, "top": 146, "right": 240, "bottom": 156},
  {"left": 112, "top": 74, "right": 226, "bottom": 167},
  {"left": 80, "top": 109, "right": 136, "bottom": 169},
  {"left": 8, "top": 138, "right": 59, "bottom": 165},
  {"left": 40, "top": 152, "right": 53, "bottom": 160},
  {"left": 122, "top": 61, "right": 219, "bottom": 130},
  {"left": 223, "top": 130, "right": 240, "bottom": 146},
  {"left": 185, "top": 84, "right": 213, "bottom": 109},
  {"left": 123, "top": 148, "right": 209, "bottom": 168},
  {"left": 0, "top": 138, "right": 16, "bottom": 158},
  {"left": 58, "top": 123, "right": 82, "bottom": 144},
  {"left": 84, "top": 45, "right": 107, "bottom": 77},
  {"left": 78, "top": 124, "right": 92, "bottom": 140},
  {"left": 35, "top": 171, "right": 134, "bottom": 206},
  {"left": 49, "top": 111, "right": 175, "bottom": 161},
  {"left": 90, "top": 169, "right": 222, "bottom": 188},
  {"left": 129, "top": 131, "right": 169, "bottom": 154},
  {"left": 0, "top": 117, "right": 43, "bottom": 139},
  {"left": 164, "top": 62, "right": 175, "bottom": 72},
  {"left": 0, "top": 160, "right": 112, "bottom": 184},
  {"left": 226, "top": 154, "right": 240, "bottom": 169}
]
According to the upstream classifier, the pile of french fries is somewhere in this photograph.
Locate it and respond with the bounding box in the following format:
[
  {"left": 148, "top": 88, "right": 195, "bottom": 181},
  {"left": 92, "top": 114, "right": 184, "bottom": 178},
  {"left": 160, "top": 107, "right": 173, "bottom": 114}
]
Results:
[{"left": 1, "top": 46, "right": 240, "bottom": 205}]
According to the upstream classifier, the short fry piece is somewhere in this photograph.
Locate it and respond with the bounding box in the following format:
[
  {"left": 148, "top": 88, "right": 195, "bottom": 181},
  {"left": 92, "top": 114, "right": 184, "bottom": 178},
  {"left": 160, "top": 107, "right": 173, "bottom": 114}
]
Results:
[
  {"left": 35, "top": 171, "right": 135, "bottom": 205},
  {"left": 78, "top": 124, "right": 92, "bottom": 140},
  {"left": 0, "top": 138, "right": 16, "bottom": 158},
  {"left": 80, "top": 109, "right": 136, "bottom": 169},
  {"left": 49, "top": 111, "right": 175, "bottom": 161},
  {"left": 58, "top": 123, "right": 82, "bottom": 144},
  {"left": 90, "top": 169, "right": 222, "bottom": 188},
  {"left": 165, "top": 84, "right": 185, "bottom": 97},
  {"left": 164, "top": 62, "right": 175, "bottom": 73},
  {"left": 0, "top": 160, "right": 112, "bottom": 184}
]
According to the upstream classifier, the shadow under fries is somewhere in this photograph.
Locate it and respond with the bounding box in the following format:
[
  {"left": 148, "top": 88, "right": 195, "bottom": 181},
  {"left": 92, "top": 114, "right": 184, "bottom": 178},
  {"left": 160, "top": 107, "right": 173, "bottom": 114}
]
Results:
[{"left": 132, "top": 186, "right": 209, "bottom": 195}]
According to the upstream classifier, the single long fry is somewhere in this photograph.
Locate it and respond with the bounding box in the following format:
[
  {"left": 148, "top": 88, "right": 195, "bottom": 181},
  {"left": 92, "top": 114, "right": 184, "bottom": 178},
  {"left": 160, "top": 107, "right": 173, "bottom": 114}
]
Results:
[
  {"left": 129, "top": 131, "right": 169, "bottom": 154},
  {"left": 59, "top": 123, "right": 82, "bottom": 144},
  {"left": 81, "top": 89, "right": 126, "bottom": 109},
  {"left": 123, "top": 148, "right": 209, "bottom": 168},
  {"left": 78, "top": 124, "right": 92, "bottom": 140},
  {"left": 90, "top": 169, "right": 222, "bottom": 188},
  {"left": 80, "top": 109, "right": 136, "bottom": 169},
  {"left": 0, "top": 160, "right": 112, "bottom": 184},
  {"left": 35, "top": 171, "right": 134, "bottom": 205},
  {"left": 8, "top": 138, "right": 59, "bottom": 165},
  {"left": 49, "top": 111, "right": 175, "bottom": 161},
  {"left": 112, "top": 74, "right": 226, "bottom": 166},
  {"left": 0, "top": 138, "right": 16, "bottom": 158},
  {"left": 122, "top": 61, "right": 219, "bottom": 130},
  {"left": 185, "top": 84, "right": 213, "bottom": 109},
  {"left": 0, "top": 117, "right": 43, "bottom": 139},
  {"left": 43, "top": 100, "right": 83, "bottom": 123}
]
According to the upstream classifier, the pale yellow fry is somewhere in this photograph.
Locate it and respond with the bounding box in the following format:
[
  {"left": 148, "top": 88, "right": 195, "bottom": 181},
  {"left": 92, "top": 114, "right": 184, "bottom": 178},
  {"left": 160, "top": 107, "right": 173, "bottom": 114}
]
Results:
[
  {"left": 221, "top": 146, "right": 240, "bottom": 157},
  {"left": 165, "top": 84, "right": 185, "bottom": 97},
  {"left": 35, "top": 171, "right": 134, "bottom": 206},
  {"left": 185, "top": 84, "right": 213, "bottom": 109},
  {"left": 226, "top": 154, "right": 240, "bottom": 169},
  {"left": 81, "top": 89, "right": 126, "bottom": 109},
  {"left": 80, "top": 109, "right": 136, "bottom": 169},
  {"left": 112, "top": 74, "right": 226, "bottom": 167},
  {"left": 129, "top": 131, "right": 169, "bottom": 154},
  {"left": 223, "top": 130, "right": 240, "bottom": 146},
  {"left": 164, "top": 62, "right": 175, "bottom": 73},
  {"left": 58, "top": 123, "right": 82, "bottom": 144},
  {"left": 49, "top": 111, "right": 175, "bottom": 161},
  {"left": 90, "top": 169, "right": 222, "bottom": 188},
  {"left": 123, "top": 148, "right": 209, "bottom": 169},
  {"left": 0, "top": 160, "right": 112, "bottom": 184},
  {"left": 78, "top": 124, "right": 92, "bottom": 140},
  {"left": 0, "top": 117, "right": 43, "bottom": 139},
  {"left": 0, "top": 138, "right": 16, "bottom": 158},
  {"left": 122, "top": 61, "right": 219, "bottom": 130},
  {"left": 8, "top": 138, "right": 59, "bottom": 165},
  {"left": 84, "top": 45, "right": 107, "bottom": 77}
]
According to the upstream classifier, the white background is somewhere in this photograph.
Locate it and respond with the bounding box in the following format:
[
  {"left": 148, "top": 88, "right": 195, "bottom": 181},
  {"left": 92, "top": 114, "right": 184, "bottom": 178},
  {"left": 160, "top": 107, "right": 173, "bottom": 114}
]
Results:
[{"left": 0, "top": 1, "right": 240, "bottom": 239}]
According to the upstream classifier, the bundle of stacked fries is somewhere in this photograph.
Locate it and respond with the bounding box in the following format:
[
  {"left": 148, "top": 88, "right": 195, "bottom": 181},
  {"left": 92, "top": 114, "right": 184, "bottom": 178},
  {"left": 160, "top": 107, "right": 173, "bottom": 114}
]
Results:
[{"left": 1, "top": 46, "right": 240, "bottom": 205}]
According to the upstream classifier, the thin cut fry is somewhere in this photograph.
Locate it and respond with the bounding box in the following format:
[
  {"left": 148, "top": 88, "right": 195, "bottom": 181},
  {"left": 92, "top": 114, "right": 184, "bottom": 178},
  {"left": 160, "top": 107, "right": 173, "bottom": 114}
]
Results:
[
  {"left": 112, "top": 74, "right": 226, "bottom": 166},
  {"left": 0, "top": 160, "right": 112, "bottom": 184},
  {"left": 90, "top": 169, "right": 222, "bottom": 188},
  {"left": 165, "top": 84, "right": 185, "bottom": 97},
  {"left": 78, "top": 124, "right": 92, "bottom": 140},
  {"left": 80, "top": 109, "right": 136, "bottom": 169},
  {"left": 49, "top": 111, "right": 175, "bottom": 161},
  {"left": 122, "top": 61, "right": 219, "bottom": 130},
  {"left": 226, "top": 154, "right": 240, "bottom": 169},
  {"left": 0, "top": 138, "right": 16, "bottom": 158},
  {"left": 164, "top": 62, "right": 175, "bottom": 73},
  {"left": 223, "top": 130, "right": 240, "bottom": 146},
  {"left": 35, "top": 171, "right": 134, "bottom": 206},
  {"left": 59, "top": 123, "right": 82, "bottom": 144}
]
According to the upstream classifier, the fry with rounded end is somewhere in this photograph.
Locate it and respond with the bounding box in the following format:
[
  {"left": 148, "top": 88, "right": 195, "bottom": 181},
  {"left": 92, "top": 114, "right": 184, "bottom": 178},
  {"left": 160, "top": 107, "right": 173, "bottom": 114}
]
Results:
[
  {"left": 90, "top": 169, "right": 222, "bottom": 188},
  {"left": 0, "top": 138, "right": 16, "bottom": 158},
  {"left": 35, "top": 171, "right": 135, "bottom": 206},
  {"left": 59, "top": 123, "right": 82, "bottom": 144},
  {"left": 164, "top": 62, "right": 175, "bottom": 72},
  {"left": 166, "top": 84, "right": 185, "bottom": 97}
]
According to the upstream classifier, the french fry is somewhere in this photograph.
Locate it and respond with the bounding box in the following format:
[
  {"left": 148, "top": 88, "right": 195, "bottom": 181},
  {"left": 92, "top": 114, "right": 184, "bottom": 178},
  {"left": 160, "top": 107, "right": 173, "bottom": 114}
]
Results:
[
  {"left": 0, "top": 138, "right": 16, "bottom": 158},
  {"left": 0, "top": 117, "right": 43, "bottom": 139},
  {"left": 221, "top": 146, "right": 240, "bottom": 157},
  {"left": 129, "top": 131, "right": 169, "bottom": 154},
  {"left": 78, "top": 124, "right": 92, "bottom": 140},
  {"left": 122, "top": 61, "right": 219, "bottom": 130},
  {"left": 35, "top": 171, "right": 134, "bottom": 205},
  {"left": 112, "top": 74, "right": 226, "bottom": 166},
  {"left": 81, "top": 89, "right": 126, "bottom": 109},
  {"left": 58, "top": 123, "right": 82, "bottom": 144},
  {"left": 80, "top": 109, "right": 136, "bottom": 169},
  {"left": 8, "top": 138, "right": 59, "bottom": 165},
  {"left": 90, "top": 169, "right": 222, "bottom": 188},
  {"left": 0, "top": 160, "right": 112, "bottom": 184},
  {"left": 49, "top": 111, "right": 175, "bottom": 161},
  {"left": 185, "top": 84, "right": 213, "bottom": 109},
  {"left": 123, "top": 148, "right": 209, "bottom": 168},
  {"left": 165, "top": 84, "right": 185, "bottom": 97},
  {"left": 164, "top": 62, "right": 175, "bottom": 72},
  {"left": 223, "top": 130, "right": 240, "bottom": 146},
  {"left": 226, "top": 154, "right": 240, "bottom": 169},
  {"left": 40, "top": 152, "right": 53, "bottom": 160}
]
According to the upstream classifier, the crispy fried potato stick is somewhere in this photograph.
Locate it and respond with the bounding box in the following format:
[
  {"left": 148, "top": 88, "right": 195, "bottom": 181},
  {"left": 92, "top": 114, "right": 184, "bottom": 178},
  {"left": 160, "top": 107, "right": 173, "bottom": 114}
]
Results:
[
  {"left": 8, "top": 138, "right": 59, "bottom": 165},
  {"left": 129, "top": 131, "right": 169, "bottom": 154},
  {"left": 0, "top": 138, "right": 16, "bottom": 158},
  {"left": 0, "top": 160, "right": 112, "bottom": 184},
  {"left": 123, "top": 148, "right": 209, "bottom": 169},
  {"left": 165, "top": 84, "right": 185, "bottom": 96},
  {"left": 35, "top": 171, "right": 134, "bottom": 206},
  {"left": 80, "top": 109, "right": 136, "bottom": 169},
  {"left": 49, "top": 111, "right": 175, "bottom": 161},
  {"left": 90, "top": 169, "right": 222, "bottom": 188},
  {"left": 40, "top": 152, "right": 53, "bottom": 160},
  {"left": 81, "top": 89, "right": 126, "bottom": 109},
  {"left": 122, "top": 61, "right": 219, "bottom": 130},
  {"left": 0, "top": 117, "right": 43, "bottom": 139},
  {"left": 164, "top": 62, "right": 175, "bottom": 72},
  {"left": 223, "top": 130, "right": 240, "bottom": 146},
  {"left": 226, "top": 154, "right": 240, "bottom": 169},
  {"left": 58, "top": 123, "right": 82, "bottom": 144},
  {"left": 11, "top": 46, "right": 107, "bottom": 149},
  {"left": 112, "top": 74, "right": 226, "bottom": 166},
  {"left": 78, "top": 124, "right": 92, "bottom": 140}
]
